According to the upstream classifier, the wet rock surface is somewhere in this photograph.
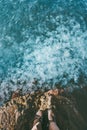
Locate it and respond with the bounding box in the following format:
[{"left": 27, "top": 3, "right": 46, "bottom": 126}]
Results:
[{"left": 0, "top": 87, "right": 87, "bottom": 130}]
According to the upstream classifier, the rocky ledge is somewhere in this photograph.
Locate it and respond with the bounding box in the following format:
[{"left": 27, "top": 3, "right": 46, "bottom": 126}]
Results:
[{"left": 0, "top": 87, "right": 87, "bottom": 130}]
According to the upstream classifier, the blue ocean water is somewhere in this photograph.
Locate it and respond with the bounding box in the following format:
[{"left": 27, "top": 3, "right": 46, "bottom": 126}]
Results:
[{"left": 0, "top": 0, "right": 87, "bottom": 102}]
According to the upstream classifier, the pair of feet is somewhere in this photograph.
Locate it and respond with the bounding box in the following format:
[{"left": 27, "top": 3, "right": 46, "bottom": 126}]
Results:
[
  {"left": 32, "top": 97, "right": 54, "bottom": 130},
  {"left": 36, "top": 95, "right": 54, "bottom": 122},
  {"left": 33, "top": 89, "right": 60, "bottom": 128}
]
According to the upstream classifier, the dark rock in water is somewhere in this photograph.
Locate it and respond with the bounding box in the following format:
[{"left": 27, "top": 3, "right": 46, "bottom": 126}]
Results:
[{"left": 0, "top": 87, "right": 87, "bottom": 130}]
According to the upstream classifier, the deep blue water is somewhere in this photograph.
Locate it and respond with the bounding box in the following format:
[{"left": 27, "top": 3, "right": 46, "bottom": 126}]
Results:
[{"left": 0, "top": 0, "right": 87, "bottom": 103}]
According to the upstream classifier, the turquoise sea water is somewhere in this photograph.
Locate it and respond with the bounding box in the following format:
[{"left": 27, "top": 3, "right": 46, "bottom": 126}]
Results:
[{"left": 0, "top": 0, "right": 87, "bottom": 103}]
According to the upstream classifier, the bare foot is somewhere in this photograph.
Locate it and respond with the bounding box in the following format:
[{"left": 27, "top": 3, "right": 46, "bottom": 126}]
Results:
[
  {"left": 36, "top": 110, "right": 43, "bottom": 118},
  {"left": 47, "top": 95, "right": 55, "bottom": 121},
  {"left": 47, "top": 89, "right": 64, "bottom": 96},
  {"left": 47, "top": 95, "right": 60, "bottom": 130},
  {"left": 48, "top": 109, "right": 55, "bottom": 121},
  {"left": 47, "top": 95, "right": 53, "bottom": 109},
  {"left": 33, "top": 110, "right": 43, "bottom": 126}
]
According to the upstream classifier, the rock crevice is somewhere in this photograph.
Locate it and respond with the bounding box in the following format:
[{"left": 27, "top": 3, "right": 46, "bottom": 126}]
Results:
[{"left": 0, "top": 88, "right": 87, "bottom": 130}]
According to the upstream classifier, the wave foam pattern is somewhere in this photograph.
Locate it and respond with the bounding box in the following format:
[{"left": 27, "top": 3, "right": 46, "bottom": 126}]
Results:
[{"left": 0, "top": 0, "right": 87, "bottom": 103}]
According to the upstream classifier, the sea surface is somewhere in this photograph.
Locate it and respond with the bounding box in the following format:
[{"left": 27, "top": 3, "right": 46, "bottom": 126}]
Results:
[{"left": 0, "top": 0, "right": 87, "bottom": 104}]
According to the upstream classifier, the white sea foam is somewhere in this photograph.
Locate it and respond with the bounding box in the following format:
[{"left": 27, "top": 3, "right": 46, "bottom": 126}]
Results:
[{"left": 0, "top": 0, "right": 87, "bottom": 104}]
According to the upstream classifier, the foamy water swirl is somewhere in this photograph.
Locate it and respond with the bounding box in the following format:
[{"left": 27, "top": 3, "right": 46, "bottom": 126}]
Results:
[{"left": 0, "top": 0, "right": 87, "bottom": 104}]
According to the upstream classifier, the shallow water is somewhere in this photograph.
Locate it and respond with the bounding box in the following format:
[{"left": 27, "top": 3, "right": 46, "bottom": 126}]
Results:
[{"left": 0, "top": 0, "right": 87, "bottom": 103}]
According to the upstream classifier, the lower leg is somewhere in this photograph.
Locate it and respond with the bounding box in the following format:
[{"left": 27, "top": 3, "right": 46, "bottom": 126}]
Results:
[
  {"left": 47, "top": 95, "right": 60, "bottom": 130},
  {"left": 31, "top": 122, "right": 42, "bottom": 130},
  {"left": 48, "top": 109, "right": 60, "bottom": 130},
  {"left": 31, "top": 110, "right": 42, "bottom": 130}
]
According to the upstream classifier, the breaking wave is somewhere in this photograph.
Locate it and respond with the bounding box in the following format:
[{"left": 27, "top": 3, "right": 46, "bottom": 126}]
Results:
[{"left": 0, "top": 0, "right": 87, "bottom": 103}]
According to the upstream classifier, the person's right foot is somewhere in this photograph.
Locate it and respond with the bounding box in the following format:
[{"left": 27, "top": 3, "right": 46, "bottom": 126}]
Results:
[
  {"left": 47, "top": 95, "right": 55, "bottom": 121},
  {"left": 47, "top": 89, "right": 64, "bottom": 96},
  {"left": 48, "top": 109, "right": 55, "bottom": 121}
]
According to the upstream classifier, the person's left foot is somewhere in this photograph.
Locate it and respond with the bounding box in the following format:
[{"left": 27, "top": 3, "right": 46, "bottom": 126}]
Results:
[
  {"left": 36, "top": 110, "right": 43, "bottom": 118},
  {"left": 33, "top": 110, "right": 43, "bottom": 126}
]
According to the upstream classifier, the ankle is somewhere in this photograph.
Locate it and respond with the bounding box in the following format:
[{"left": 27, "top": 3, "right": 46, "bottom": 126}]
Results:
[
  {"left": 36, "top": 110, "right": 42, "bottom": 117},
  {"left": 48, "top": 110, "right": 54, "bottom": 121}
]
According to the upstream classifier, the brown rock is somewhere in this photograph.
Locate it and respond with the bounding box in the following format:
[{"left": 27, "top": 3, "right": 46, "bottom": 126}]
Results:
[{"left": 0, "top": 87, "right": 87, "bottom": 130}]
